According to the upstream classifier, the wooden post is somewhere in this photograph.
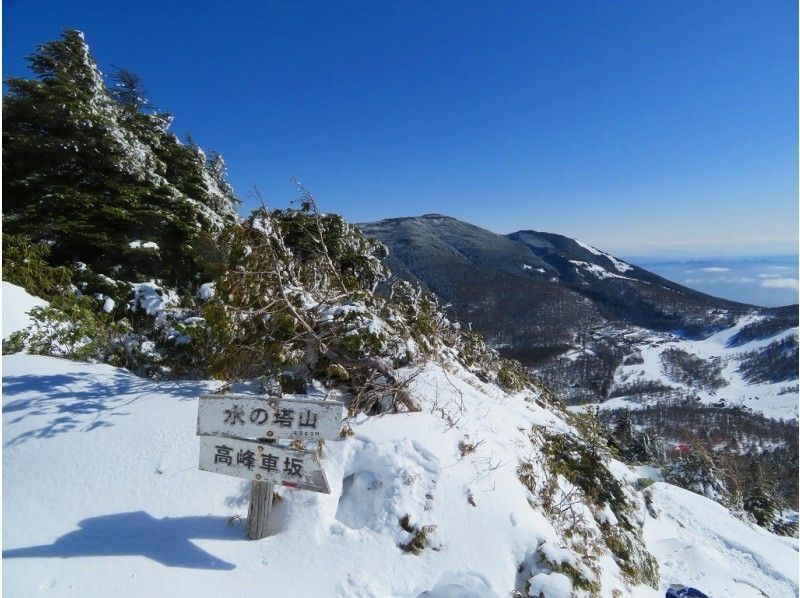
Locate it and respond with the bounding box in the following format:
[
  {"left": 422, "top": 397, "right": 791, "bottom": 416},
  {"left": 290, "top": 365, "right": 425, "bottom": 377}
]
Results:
[
  {"left": 247, "top": 479, "right": 274, "bottom": 540},
  {"left": 247, "top": 436, "right": 275, "bottom": 540}
]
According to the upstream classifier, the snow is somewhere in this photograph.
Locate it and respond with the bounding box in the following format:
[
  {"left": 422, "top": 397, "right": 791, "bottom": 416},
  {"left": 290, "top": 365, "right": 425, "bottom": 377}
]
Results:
[
  {"left": 1, "top": 353, "right": 644, "bottom": 597},
  {"left": 321, "top": 302, "right": 391, "bottom": 336},
  {"left": 570, "top": 260, "right": 630, "bottom": 281},
  {"left": 598, "top": 503, "right": 618, "bottom": 526},
  {"left": 521, "top": 264, "right": 547, "bottom": 274},
  {"left": 607, "top": 256, "right": 634, "bottom": 274},
  {"left": 605, "top": 316, "right": 799, "bottom": 420},
  {"left": 198, "top": 282, "right": 215, "bottom": 301},
  {"left": 527, "top": 572, "right": 572, "bottom": 597},
  {"left": 574, "top": 238, "right": 603, "bottom": 257},
  {"left": 644, "top": 483, "right": 798, "bottom": 597},
  {"left": 574, "top": 239, "right": 634, "bottom": 274},
  {"left": 130, "top": 281, "right": 180, "bottom": 324},
  {"left": 97, "top": 273, "right": 118, "bottom": 286},
  {"left": 2, "top": 293, "right": 795, "bottom": 597},
  {"left": 2, "top": 282, "right": 48, "bottom": 339},
  {"left": 633, "top": 464, "right": 664, "bottom": 482},
  {"left": 3, "top": 353, "right": 796, "bottom": 596},
  {"left": 129, "top": 241, "right": 160, "bottom": 250},
  {"left": 94, "top": 293, "right": 117, "bottom": 313},
  {"left": 252, "top": 217, "right": 273, "bottom": 236},
  {"left": 103, "top": 297, "right": 116, "bottom": 313}
]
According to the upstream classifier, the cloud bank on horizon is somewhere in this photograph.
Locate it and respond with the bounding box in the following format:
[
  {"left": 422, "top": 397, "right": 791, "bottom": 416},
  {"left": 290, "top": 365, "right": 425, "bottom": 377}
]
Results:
[{"left": 634, "top": 256, "right": 798, "bottom": 307}]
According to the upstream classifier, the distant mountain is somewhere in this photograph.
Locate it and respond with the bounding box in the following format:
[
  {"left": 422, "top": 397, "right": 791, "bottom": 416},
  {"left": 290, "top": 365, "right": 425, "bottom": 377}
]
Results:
[
  {"left": 360, "top": 214, "right": 798, "bottom": 404},
  {"left": 360, "top": 214, "right": 752, "bottom": 348}
]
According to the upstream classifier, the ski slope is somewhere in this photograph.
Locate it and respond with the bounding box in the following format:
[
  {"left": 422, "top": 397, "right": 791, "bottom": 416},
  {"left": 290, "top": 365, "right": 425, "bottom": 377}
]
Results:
[{"left": 604, "top": 317, "right": 798, "bottom": 421}]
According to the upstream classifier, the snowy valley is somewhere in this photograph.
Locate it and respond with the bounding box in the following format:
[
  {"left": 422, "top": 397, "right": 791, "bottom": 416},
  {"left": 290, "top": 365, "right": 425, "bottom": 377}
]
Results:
[{"left": 598, "top": 317, "right": 798, "bottom": 421}]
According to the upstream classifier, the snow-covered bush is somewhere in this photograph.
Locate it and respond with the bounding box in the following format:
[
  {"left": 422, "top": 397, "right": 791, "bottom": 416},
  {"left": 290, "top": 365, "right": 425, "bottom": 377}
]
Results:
[
  {"left": 518, "top": 415, "right": 659, "bottom": 593},
  {"left": 200, "top": 198, "right": 557, "bottom": 413},
  {"left": 3, "top": 299, "right": 128, "bottom": 361}
]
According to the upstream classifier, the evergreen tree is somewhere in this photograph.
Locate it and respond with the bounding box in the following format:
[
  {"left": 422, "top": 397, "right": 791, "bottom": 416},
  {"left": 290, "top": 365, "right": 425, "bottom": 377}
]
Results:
[
  {"left": 664, "top": 446, "right": 729, "bottom": 504},
  {"left": 110, "top": 67, "right": 153, "bottom": 112},
  {"left": 608, "top": 411, "right": 656, "bottom": 463},
  {"left": 3, "top": 29, "right": 238, "bottom": 292},
  {"left": 741, "top": 459, "right": 781, "bottom": 528}
]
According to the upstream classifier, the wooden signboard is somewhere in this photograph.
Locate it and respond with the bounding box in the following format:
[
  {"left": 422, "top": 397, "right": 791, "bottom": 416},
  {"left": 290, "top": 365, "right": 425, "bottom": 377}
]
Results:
[
  {"left": 196, "top": 392, "right": 344, "bottom": 540},
  {"left": 198, "top": 435, "right": 330, "bottom": 494},
  {"left": 197, "top": 394, "right": 344, "bottom": 441}
]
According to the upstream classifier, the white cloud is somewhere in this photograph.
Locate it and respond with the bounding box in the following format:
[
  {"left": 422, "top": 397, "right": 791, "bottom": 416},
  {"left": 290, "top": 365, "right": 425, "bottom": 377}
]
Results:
[
  {"left": 758, "top": 273, "right": 781, "bottom": 279},
  {"left": 760, "top": 278, "right": 799, "bottom": 290},
  {"left": 700, "top": 266, "right": 730, "bottom": 272},
  {"left": 684, "top": 276, "right": 755, "bottom": 284}
]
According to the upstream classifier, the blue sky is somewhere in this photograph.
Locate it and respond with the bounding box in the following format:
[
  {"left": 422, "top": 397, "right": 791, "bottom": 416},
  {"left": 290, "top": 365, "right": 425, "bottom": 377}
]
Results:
[{"left": 4, "top": 0, "right": 798, "bottom": 257}]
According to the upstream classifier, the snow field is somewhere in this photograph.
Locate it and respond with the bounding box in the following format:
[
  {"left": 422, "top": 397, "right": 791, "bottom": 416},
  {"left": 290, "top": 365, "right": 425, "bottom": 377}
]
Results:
[
  {"left": 3, "top": 353, "right": 655, "bottom": 597},
  {"left": 644, "top": 483, "right": 798, "bottom": 597},
  {"left": 2, "top": 281, "right": 48, "bottom": 340},
  {"left": 607, "top": 315, "right": 798, "bottom": 420}
]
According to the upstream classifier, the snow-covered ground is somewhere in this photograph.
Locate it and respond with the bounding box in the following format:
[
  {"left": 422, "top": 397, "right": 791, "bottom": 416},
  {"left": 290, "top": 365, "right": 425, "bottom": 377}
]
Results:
[
  {"left": 4, "top": 357, "right": 798, "bottom": 596},
  {"left": 603, "top": 316, "right": 798, "bottom": 421},
  {"left": 2, "top": 285, "right": 797, "bottom": 597},
  {"left": 2, "top": 281, "right": 48, "bottom": 340},
  {"left": 644, "top": 483, "right": 799, "bottom": 598},
  {"left": 0, "top": 352, "right": 583, "bottom": 597}
]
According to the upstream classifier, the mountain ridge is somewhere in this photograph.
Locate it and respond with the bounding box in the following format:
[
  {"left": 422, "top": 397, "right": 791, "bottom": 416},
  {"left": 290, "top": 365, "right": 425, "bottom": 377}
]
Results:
[
  {"left": 365, "top": 212, "right": 794, "bottom": 308},
  {"left": 359, "top": 214, "right": 761, "bottom": 344},
  {"left": 359, "top": 214, "right": 798, "bottom": 405}
]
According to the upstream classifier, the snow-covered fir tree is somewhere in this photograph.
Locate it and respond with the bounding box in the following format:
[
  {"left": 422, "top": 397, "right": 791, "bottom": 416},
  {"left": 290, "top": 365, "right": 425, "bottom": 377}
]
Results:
[{"left": 3, "top": 28, "right": 239, "bottom": 294}]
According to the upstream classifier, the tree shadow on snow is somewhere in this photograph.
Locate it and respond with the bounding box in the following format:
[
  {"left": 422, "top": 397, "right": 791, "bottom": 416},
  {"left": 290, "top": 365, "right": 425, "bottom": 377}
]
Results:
[
  {"left": 2, "top": 511, "right": 239, "bottom": 570},
  {"left": 2, "top": 371, "right": 207, "bottom": 445}
]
